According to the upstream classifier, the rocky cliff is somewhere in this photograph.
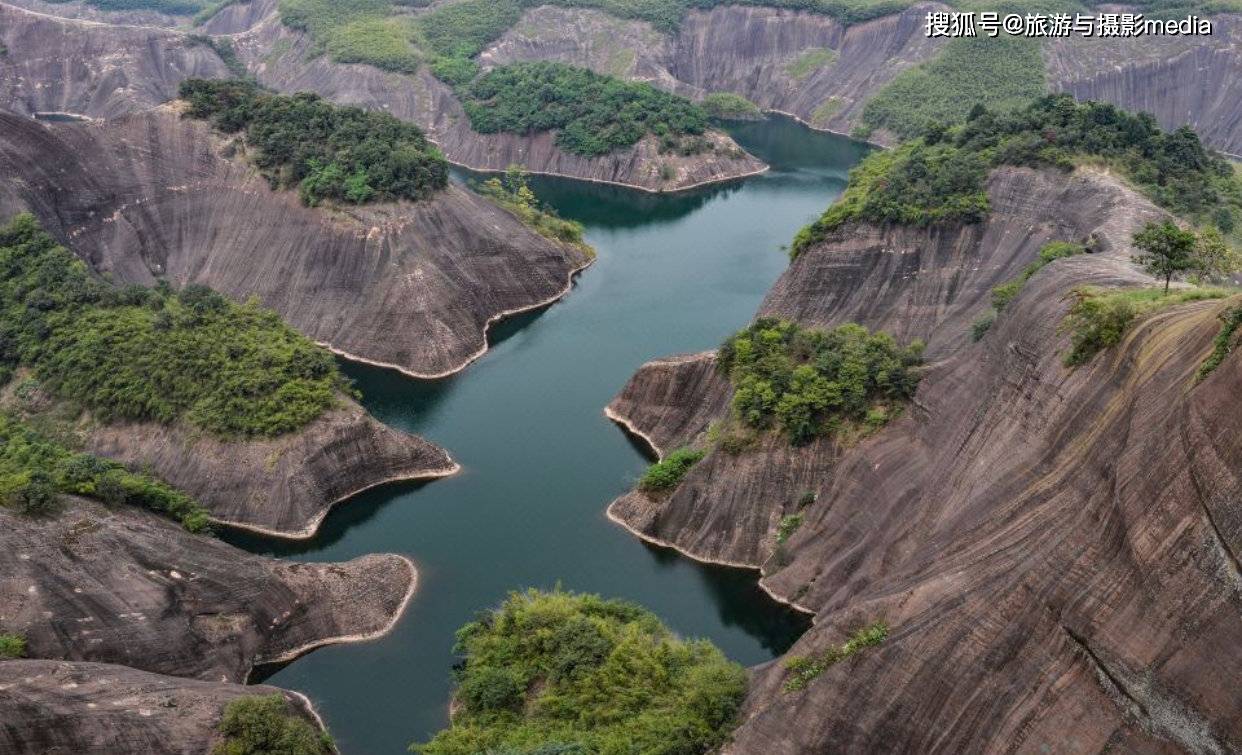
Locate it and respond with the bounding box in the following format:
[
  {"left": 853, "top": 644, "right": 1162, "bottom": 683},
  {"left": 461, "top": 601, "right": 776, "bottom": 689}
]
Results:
[
  {"left": 0, "top": 3, "right": 229, "bottom": 119},
  {"left": 0, "top": 660, "right": 327, "bottom": 755},
  {"left": 0, "top": 106, "right": 592, "bottom": 378},
  {"left": 607, "top": 167, "right": 1242, "bottom": 750},
  {"left": 0, "top": 496, "right": 416, "bottom": 682}
]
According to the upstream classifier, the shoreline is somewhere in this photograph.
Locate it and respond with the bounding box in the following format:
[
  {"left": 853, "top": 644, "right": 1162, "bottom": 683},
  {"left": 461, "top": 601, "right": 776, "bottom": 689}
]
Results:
[
  {"left": 444, "top": 153, "right": 771, "bottom": 195},
  {"left": 318, "top": 252, "right": 596, "bottom": 381},
  {"left": 246, "top": 554, "right": 420, "bottom": 680},
  {"left": 210, "top": 462, "right": 460, "bottom": 540}
]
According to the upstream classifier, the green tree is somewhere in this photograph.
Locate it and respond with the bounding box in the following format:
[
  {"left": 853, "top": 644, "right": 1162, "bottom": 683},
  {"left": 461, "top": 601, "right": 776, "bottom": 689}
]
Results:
[
  {"left": 1191, "top": 227, "right": 1241, "bottom": 283},
  {"left": 1132, "top": 221, "right": 1197, "bottom": 294}
]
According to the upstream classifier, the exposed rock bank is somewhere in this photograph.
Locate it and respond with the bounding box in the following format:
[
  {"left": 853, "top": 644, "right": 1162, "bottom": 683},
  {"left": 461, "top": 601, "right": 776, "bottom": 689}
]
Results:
[
  {"left": 0, "top": 496, "right": 416, "bottom": 683},
  {"left": 607, "top": 167, "right": 1242, "bottom": 750},
  {"left": 0, "top": 660, "right": 327, "bottom": 755},
  {"left": 0, "top": 106, "right": 593, "bottom": 379}
]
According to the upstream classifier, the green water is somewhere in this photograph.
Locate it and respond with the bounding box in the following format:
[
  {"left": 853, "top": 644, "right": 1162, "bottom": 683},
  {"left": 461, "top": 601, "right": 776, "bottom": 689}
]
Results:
[{"left": 224, "top": 116, "right": 868, "bottom": 753}]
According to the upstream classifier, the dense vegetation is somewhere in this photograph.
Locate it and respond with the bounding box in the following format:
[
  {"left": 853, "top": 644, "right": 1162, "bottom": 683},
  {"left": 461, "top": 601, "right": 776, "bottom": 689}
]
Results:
[
  {"left": 638, "top": 447, "right": 706, "bottom": 493},
  {"left": 0, "top": 633, "right": 27, "bottom": 659},
  {"left": 474, "top": 167, "right": 591, "bottom": 251},
  {"left": 459, "top": 62, "right": 710, "bottom": 157},
  {"left": 1061, "top": 286, "right": 1230, "bottom": 366},
  {"left": 0, "top": 413, "right": 212, "bottom": 531},
  {"left": 178, "top": 78, "right": 447, "bottom": 206},
  {"left": 782, "top": 621, "right": 888, "bottom": 692},
  {"left": 701, "top": 92, "right": 762, "bottom": 120},
  {"left": 717, "top": 319, "right": 923, "bottom": 445},
  {"left": 413, "top": 589, "right": 747, "bottom": 755},
  {"left": 213, "top": 694, "right": 334, "bottom": 755},
  {"left": 793, "top": 95, "right": 1242, "bottom": 256},
  {"left": 0, "top": 214, "right": 348, "bottom": 438},
  {"left": 859, "top": 36, "right": 1046, "bottom": 141}
]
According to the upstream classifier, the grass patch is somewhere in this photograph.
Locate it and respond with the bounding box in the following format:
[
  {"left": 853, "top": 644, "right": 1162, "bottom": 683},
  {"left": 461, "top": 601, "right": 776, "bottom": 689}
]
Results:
[
  {"left": 718, "top": 319, "right": 923, "bottom": 445},
  {"left": 784, "top": 47, "right": 837, "bottom": 80},
  {"left": 861, "top": 36, "right": 1046, "bottom": 140},
  {"left": 1061, "top": 286, "right": 1232, "bottom": 366},
  {"left": 0, "top": 214, "right": 349, "bottom": 439},
  {"left": 474, "top": 167, "right": 593, "bottom": 254},
  {"left": 458, "top": 62, "right": 710, "bottom": 157},
  {"left": 811, "top": 97, "right": 843, "bottom": 126},
  {"left": 992, "top": 240, "right": 1086, "bottom": 312},
  {"left": 179, "top": 78, "right": 447, "bottom": 206},
  {"left": 793, "top": 95, "right": 1242, "bottom": 257},
  {"left": 638, "top": 447, "right": 706, "bottom": 493},
  {"left": 213, "top": 694, "right": 333, "bottom": 755},
  {"left": 783, "top": 621, "right": 888, "bottom": 692},
  {"left": 0, "top": 413, "right": 212, "bottom": 532},
  {"left": 1197, "top": 304, "right": 1242, "bottom": 379},
  {"left": 701, "top": 92, "right": 762, "bottom": 120},
  {"left": 412, "top": 588, "right": 747, "bottom": 755},
  {"left": 0, "top": 633, "right": 26, "bottom": 659}
]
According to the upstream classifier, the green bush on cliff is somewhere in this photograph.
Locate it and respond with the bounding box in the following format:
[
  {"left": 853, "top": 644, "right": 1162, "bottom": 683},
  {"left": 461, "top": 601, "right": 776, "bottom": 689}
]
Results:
[
  {"left": 0, "top": 214, "right": 348, "bottom": 439},
  {"left": 793, "top": 95, "right": 1242, "bottom": 257},
  {"left": 474, "top": 166, "right": 591, "bottom": 251},
  {"left": 213, "top": 694, "right": 334, "bottom": 755},
  {"left": 718, "top": 319, "right": 923, "bottom": 444},
  {"left": 411, "top": 589, "right": 747, "bottom": 755},
  {"left": 1197, "top": 304, "right": 1242, "bottom": 379},
  {"left": 1061, "top": 286, "right": 1232, "bottom": 366},
  {"left": 992, "top": 240, "right": 1085, "bottom": 312},
  {"left": 701, "top": 92, "right": 762, "bottom": 120},
  {"left": 638, "top": 447, "right": 706, "bottom": 492},
  {"left": 459, "top": 62, "right": 710, "bottom": 157},
  {"left": 782, "top": 621, "right": 887, "bottom": 692},
  {"left": 0, "top": 633, "right": 26, "bottom": 659},
  {"left": 178, "top": 78, "right": 447, "bottom": 206},
  {"left": 0, "top": 413, "right": 212, "bottom": 532}
]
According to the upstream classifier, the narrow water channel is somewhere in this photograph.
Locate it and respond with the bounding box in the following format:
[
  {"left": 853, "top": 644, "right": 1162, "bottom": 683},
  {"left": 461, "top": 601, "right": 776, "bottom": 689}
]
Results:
[{"left": 223, "top": 115, "right": 868, "bottom": 753}]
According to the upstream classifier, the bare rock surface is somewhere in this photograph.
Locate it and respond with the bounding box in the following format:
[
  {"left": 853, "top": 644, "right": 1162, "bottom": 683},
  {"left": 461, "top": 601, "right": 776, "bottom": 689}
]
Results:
[
  {"left": 0, "top": 106, "right": 592, "bottom": 378},
  {"left": 0, "top": 660, "right": 326, "bottom": 755},
  {"left": 606, "top": 166, "right": 1242, "bottom": 750},
  {"left": 0, "top": 496, "right": 416, "bottom": 683},
  {"left": 0, "top": 3, "right": 228, "bottom": 118}
]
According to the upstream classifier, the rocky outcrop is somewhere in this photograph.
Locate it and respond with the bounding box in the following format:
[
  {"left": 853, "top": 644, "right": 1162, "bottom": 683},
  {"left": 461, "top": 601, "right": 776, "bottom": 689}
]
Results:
[
  {"left": 0, "top": 3, "right": 229, "bottom": 119},
  {"left": 1046, "top": 16, "right": 1242, "bottom": 158},
  {"left": 606, "top": 167, "right": 1242, "bottom": 750},
  {"left": 80, "top": 400, "right": 454, "bottom": 538},
  {"left": 220, "top": 5, "right": 766, "bottom": 193},
  {"left": 486, "top": 3, "right": 945, "bottom": 137},
  {"left": 0, "top": 496, "right": 416, "bottom": 682},
  {"left": 0, "top": 106, "right": 593, "bottom": 378},
  {"left": 0, "top": 660, "right": 328, "bottom": 755}
]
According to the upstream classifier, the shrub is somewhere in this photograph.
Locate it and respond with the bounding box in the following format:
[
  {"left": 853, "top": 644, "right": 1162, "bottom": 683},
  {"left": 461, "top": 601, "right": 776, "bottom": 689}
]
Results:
[
  {"left": 782, "top": 621, "right": 888, "bottom": 692},
  {"left": 178, "top": 78, "right": 447, "bottom": 206},
  {"left": 717, "top": 319, "right": 923, "bottom": 444},
  {"left": 992, "top": 240, "right": 1086, "bottom": 313},
  {"left": 971, "top": 311, "right": 995, "bottom": 342},
  {"left": 0, "top": 633, "right": 26, "bottom": 659},
  {"left": 213, "top": 694, "right": 333, "bottom": 755},
  {"left": 1061, "top": 286, "right": 1232, "bottom": 366},
  {"left": 701, "top": 92, "right": 761, "bottom": 120},
  {"left": 413, "top": 589, "right": 747, "bottom": 755},
  {"left": 776, "top": 514, "right": 804, "bottom": 544},
  {"left": 1196, "top": 304, "right": 1242, "bottom": 380},
  {"left": 639, "top": 447, "right": 706, "bottom": 493},
  {"left": 0, "top": 215, "right": 349, "bottom": 439},
  {"left": 0, "top": 413, "right": 212, "bottom": 532},
  {"left": 473, "top": 167, "right": 591, "bottom": 251}
]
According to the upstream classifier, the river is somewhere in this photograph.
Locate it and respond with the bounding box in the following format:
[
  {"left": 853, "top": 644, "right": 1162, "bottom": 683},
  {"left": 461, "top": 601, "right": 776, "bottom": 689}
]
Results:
[{"left": 223, "top": 115, "right": 868, "bottom": 753}]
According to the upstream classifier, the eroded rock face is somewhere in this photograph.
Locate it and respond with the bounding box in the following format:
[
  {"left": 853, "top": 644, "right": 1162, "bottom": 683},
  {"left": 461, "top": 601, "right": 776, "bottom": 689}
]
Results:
[
  {"left": 0, "top": 107, "right": 592, "bottom": 378},
  {"left": 0, "top": 660, "right": 325, "bottom": 755},
  {"left": 0, "top": 496, "right": 416, "bottom": 682},
  {"left": 0, "top": 3, "right": 229, "bottom": 118},
  {"left": 606, "top": 167, "right": 1242, "bottom": 750}
]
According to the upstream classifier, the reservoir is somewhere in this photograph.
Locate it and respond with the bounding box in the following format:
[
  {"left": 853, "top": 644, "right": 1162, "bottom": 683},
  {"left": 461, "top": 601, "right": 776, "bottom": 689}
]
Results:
[{"left": 224, "top": 115, "right": 869, "bottom": 753}]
